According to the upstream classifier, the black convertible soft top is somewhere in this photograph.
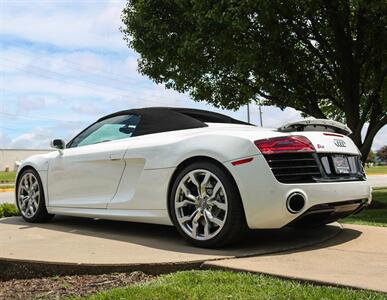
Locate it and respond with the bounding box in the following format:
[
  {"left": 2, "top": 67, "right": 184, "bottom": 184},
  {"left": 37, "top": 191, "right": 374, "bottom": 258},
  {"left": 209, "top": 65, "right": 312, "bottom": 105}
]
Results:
[{"left": 99, "top": 107, "right": 251, "bottom": 137}]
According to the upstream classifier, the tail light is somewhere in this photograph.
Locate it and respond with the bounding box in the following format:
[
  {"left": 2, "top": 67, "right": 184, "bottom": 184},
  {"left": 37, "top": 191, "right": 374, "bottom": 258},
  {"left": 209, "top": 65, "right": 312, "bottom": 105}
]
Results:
[{"left": 254, "top": 136, "right": 315, "bottom": 154}]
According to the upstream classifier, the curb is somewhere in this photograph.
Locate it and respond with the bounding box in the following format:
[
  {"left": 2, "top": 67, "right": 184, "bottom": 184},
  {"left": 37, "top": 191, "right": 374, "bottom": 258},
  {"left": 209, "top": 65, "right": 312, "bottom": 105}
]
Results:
[
  {"left": 0, "top": 258, "right": 203, "bottom": 281},
  {"left": 0, "top": 188, "right": 14, "bottom": 193}
]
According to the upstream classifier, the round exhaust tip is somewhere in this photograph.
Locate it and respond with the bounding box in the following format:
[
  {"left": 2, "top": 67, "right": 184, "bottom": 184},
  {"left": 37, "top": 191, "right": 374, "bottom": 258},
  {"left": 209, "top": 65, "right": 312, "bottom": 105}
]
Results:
[{"left": 286, "top": 192, "right": 306, "bottom": 214}]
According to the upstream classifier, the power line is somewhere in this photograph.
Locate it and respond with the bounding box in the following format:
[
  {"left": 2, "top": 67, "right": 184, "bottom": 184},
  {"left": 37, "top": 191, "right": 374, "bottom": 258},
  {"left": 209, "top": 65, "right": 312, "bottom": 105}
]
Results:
[
  {"left": 0, "top": 126, "right": 51, "bottom": 138},
  {"left": 0, "top": 59, "right": 179, "bottom": 108},
  {"left": 3, "top": 46, "right": 139, "bottom": 84},
  {"left": 0, "top": 59, "right": 138, "bottom": 94},
  {"left": 0, "top": 111, "right": 90, "bottom": 123}
]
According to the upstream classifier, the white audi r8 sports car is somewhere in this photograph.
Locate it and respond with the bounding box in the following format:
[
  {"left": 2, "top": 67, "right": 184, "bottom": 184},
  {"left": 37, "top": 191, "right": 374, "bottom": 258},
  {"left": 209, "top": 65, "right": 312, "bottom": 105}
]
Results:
[{"left": 15, "top": 107, "right": 371, "bottom": 247}]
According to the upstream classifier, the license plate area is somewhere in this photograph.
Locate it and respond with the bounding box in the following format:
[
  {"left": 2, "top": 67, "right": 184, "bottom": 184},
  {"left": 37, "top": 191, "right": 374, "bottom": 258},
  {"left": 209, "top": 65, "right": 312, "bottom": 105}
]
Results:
[{"left": 332, "top": 155, "right": 351, "bottom": 174}]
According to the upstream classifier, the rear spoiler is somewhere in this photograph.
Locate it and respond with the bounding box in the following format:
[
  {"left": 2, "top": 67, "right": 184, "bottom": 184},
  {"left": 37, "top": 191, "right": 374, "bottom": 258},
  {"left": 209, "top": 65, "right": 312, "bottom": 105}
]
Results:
[{"left": 278, "top": 119, "right": 352, "bottom": 136}]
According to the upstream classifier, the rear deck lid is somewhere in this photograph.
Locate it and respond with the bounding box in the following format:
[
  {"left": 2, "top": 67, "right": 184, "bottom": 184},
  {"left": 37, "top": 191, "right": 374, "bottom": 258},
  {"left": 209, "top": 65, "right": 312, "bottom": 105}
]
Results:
[
  {"left": 291, "top": 131, "right": 360, "bottom": 155},
  {"left": 278, "top": 119, "right": 359, "bottom": 155},
  {"left": 278, "top": 119, "right": 352, "bottom": 136}
]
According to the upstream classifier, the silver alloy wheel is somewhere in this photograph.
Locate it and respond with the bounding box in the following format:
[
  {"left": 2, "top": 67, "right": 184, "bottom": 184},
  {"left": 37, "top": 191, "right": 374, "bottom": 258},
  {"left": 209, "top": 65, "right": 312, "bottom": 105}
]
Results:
[
  {"left": 17, "top": 172, "right": 40, "bottom": 219},
  {"left": 175, "top": 169, "right": 228, "bottom": 241}
]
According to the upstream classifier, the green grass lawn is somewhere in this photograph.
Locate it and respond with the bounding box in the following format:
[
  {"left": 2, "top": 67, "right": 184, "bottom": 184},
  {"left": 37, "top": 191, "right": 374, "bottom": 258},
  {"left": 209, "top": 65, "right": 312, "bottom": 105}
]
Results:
[
  {"left": 365, "top": 165, "right": 387, "bottom": 175},
  {"left": 72, "top": 270, "right": 385, "bottom": 300},
  {"left": 0, "top": 185, "right": 14, "bottom": 190},
  {"left": 343, "top": 187, "right": 387, "bottom": 227},
  {"left": 0, "top": 203, "right": 19, "bottom": 218},
  {"left": 0, "top": 171, "right": 16, "bottom": 183}
]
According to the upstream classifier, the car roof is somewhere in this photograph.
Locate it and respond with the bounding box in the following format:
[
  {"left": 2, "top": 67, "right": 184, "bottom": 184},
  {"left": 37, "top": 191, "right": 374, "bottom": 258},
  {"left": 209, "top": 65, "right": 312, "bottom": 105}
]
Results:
[{"left": 99, "top": 107, "right": 252, "bottom": 137}]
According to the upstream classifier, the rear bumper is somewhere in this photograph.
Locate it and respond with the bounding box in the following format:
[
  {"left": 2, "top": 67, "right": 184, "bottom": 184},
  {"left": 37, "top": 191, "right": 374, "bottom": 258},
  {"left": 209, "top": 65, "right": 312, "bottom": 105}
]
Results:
[
  {"left": 224, "top": 155, "right": 372, "bottom": 229},
  {"left": 287, "top": 199, "right": 368, "bottom": 227}
]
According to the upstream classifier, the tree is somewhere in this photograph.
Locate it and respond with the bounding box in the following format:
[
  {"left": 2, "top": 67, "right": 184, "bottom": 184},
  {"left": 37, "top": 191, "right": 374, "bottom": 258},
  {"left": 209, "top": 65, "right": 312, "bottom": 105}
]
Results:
[
  {"left": 366, "top": 150, "right": 375, "bottom": 163},
  {"left": 377, "top": 145, "right": 387, "bottom": 161},
  {"left": 122, "top": 0, "right": 387, "bottom": 161}
]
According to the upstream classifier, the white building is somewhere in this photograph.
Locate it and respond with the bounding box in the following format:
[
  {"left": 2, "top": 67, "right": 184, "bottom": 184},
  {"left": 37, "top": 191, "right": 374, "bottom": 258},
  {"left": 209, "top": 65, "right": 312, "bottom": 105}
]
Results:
[{"left": 0, "top": 149, "right": 52, "bottom": 171}]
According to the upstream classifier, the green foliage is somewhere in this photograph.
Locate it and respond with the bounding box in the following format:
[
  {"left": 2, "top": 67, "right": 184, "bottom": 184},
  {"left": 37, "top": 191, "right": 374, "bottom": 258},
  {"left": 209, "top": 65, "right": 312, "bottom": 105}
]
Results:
[
  {"left": 376, "top": 145, "right": 387, "bottom": 161},
  {"left": 73, "top": 270, "right": 385, "bottom": 299},
  {"left": 366, "top": 150, "right": 375, "bottom": 163},
  {"left": 122, "top": 0, "right": 387, "bottom": 160},
  {"left": 0, "top": 203, "right": 20, "bottom": 218},
  {"left": 0, "top": 171, "right": 16, "bottom": 183}
]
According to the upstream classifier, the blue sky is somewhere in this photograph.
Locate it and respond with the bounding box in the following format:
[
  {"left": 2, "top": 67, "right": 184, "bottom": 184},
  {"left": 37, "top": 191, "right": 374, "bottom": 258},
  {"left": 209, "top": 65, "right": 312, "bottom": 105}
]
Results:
[{"left": 0, "top": 0, "right": 385, "bottom": 150}]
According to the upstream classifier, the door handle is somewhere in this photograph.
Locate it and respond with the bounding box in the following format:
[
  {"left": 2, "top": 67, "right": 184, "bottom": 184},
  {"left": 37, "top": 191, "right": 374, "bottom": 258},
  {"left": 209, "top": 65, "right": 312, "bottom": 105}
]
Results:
[{"left": 109, "top": 154, "right": 122, "bottom": 161}]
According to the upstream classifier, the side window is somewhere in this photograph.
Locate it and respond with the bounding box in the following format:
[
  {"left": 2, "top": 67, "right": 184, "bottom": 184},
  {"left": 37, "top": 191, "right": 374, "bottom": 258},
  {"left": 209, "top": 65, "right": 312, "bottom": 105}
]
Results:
[{"left": 69, "top": 114, "right": 141, "bottom": 148}]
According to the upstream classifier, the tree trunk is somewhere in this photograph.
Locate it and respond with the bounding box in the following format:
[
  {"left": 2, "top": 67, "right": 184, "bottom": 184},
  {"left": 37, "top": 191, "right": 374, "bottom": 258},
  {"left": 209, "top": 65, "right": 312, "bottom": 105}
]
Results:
[{"left": 358, "top": 118, "right": 387, "bottom": 163}]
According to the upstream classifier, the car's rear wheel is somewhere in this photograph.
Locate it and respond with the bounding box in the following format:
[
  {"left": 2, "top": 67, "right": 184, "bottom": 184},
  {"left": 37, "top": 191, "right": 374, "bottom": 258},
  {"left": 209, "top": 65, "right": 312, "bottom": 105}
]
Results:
[
  {"left": 170, "top": 161, "right": 246, "bottom": 248},
  {"left": 16, "top": 168, "right": 54, "bottom": 223}
]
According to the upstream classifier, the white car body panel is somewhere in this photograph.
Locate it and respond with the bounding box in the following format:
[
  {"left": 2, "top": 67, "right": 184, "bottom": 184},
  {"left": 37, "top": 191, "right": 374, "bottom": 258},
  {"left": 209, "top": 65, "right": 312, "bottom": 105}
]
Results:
[
  {"left": 47, "top": 143, "right": 127, "bottom": 208},
  {"left": 16, "top": 122, "right": 371, "bottom": 229},
  {"left": 292, "top": 132, "right": 360, "bottom": 155},
  {"left": 225, "top": 155, "right": 371, "bottom": 228},
  {"left": 279, "top": 118, "right": 352, "bottom": 135}
]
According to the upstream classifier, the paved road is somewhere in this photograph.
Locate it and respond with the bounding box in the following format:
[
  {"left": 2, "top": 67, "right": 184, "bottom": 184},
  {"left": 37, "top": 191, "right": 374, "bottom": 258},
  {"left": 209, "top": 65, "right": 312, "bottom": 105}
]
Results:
[
  {"left": 367, "top": 174, "right": 387, "bottom": 188},
  {"left": 0, "top": 192, "right": 14, "bottom": 204},
  {"left": 205, "top": 224, "right": 387, "bottom": 293},
  {"left": 0, "top": 183, "right": 14, "bottom": 187}
]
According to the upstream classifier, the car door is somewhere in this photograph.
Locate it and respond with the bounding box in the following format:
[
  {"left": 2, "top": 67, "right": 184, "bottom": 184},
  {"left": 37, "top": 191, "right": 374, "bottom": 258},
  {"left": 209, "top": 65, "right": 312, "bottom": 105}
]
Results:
[{"left": 47, "top": 114, "right": 140, "bottom": 208}]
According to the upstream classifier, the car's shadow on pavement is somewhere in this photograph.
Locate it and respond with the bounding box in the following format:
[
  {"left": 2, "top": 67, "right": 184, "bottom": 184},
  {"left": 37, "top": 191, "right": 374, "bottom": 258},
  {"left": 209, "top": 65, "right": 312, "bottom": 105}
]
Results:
[{"left": 0, "top": 215, "right": 361, "bottom": 257}]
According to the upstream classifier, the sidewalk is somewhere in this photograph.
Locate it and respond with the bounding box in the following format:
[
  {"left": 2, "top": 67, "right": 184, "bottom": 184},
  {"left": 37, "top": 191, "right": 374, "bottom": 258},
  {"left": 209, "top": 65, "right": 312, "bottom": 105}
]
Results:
[{"left": 204, "top": 224, "right": 387, "bottom": 293}]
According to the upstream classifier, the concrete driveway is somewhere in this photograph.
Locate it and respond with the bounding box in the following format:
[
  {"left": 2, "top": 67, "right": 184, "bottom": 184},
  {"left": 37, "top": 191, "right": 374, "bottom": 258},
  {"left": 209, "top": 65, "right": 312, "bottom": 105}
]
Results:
[
  {"left": 0, "top": 216, "right": 340, "bottom": 280},
  {"left": 204, "top": 224, "right": 387, "bottom": 293},
  {"left": 0, "top": 217, "right": 386, "bottom": 293}
]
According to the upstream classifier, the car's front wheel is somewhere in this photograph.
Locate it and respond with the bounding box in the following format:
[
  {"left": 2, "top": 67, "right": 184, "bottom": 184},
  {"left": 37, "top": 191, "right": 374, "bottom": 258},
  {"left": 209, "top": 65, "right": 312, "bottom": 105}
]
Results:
[
  {"left": 16, "top": 168, "right": 54, "bottom": 223},
  {"left": 170, "top": 161, "right": 246, "bottom": 248}
]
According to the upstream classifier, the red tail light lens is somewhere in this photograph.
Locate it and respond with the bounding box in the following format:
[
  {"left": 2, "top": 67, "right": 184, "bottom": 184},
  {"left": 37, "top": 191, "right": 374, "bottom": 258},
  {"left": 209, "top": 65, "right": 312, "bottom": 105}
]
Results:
[{"left": 254, "top": 136, "right": 315, "bottom": 154}]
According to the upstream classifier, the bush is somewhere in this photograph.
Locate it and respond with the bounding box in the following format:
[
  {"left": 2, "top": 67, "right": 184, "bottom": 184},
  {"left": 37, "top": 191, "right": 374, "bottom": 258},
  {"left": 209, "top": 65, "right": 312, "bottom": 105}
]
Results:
[{"left": 0, "top": 203, "right": 20, "bottom": 218}]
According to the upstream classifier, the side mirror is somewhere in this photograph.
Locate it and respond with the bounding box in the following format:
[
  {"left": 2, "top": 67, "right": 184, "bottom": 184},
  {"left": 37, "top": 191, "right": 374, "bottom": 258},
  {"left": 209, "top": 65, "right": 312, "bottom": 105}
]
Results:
[{"left": 50, "top": 139, "right": 66, "bottom": 154}]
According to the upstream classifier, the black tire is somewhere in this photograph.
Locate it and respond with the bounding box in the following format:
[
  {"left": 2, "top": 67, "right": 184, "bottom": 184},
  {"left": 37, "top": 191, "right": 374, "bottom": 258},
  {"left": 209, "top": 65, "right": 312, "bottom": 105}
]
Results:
[
  {"left": 169, "top": 160, "right": 247, "bottom": 248},
  {"left": 16, "top": 168, "right": 54, "bottom": 223}
]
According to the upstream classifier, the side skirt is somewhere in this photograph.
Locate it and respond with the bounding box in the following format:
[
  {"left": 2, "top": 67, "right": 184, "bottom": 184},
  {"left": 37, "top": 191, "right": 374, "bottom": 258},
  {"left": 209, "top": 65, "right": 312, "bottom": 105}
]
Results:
[{"left": 47, "top": 207, "right": 173, "bottom": 226}]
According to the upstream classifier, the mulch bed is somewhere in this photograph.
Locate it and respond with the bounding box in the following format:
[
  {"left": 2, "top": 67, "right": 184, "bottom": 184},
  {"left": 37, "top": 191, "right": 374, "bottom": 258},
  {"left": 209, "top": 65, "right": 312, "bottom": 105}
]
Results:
[{"left": 0, "top": 271, "right": 153, "bottom": 299}]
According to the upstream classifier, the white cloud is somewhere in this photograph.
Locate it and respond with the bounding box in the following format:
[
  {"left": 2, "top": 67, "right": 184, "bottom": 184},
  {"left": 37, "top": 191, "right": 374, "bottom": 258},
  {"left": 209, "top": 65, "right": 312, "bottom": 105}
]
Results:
[
  {"left": 0, "top": 0, "right": 385, "bottom": 151},
  {"left": 16, "top": 97, "right": 46, "bottom": 112},
  {"left": 0, "top": 0, "right": 127, "bottom": 51},
  {"left": 249, "top": 105, "right": 302, "bottom": 128},
  {"left": 9, "top": 129, "right": 51, "bottom": 149},
  {"left": 0, "top": 131, "right": 11, "bottom": 148},
  {"left": 9, "top": 133, "right": 47, "bottom": 149}
]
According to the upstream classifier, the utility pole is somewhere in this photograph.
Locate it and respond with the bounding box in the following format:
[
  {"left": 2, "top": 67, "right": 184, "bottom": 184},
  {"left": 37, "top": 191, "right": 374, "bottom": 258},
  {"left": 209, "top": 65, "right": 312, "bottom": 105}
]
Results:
[
  {"left": 258, "top": 102, "right": 263, "bottom": 127},
  {"left": 247, "top": 104, "right": 250, "bottom": 123}
]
